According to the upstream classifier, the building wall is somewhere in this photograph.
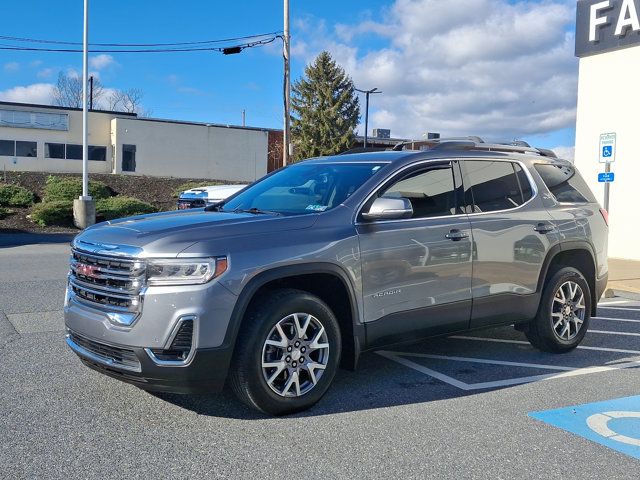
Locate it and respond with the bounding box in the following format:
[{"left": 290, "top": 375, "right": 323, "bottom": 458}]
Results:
[
  {"left": 574, "top": 45, "right": 640, "bottom": 260},
  {"left": 112, "top": 118, "right": 268, "bottom": 181},
  {"left": 0, "top": 105, "right": 115, "bottom": 174}
]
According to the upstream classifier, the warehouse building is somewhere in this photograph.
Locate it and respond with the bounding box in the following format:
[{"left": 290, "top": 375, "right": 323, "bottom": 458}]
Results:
[
  {"left": 574, "top": 0, "right": 640, "bottom": 260},
  {"left": 0, "top": 101, "right": 276, "bottom": 182}
]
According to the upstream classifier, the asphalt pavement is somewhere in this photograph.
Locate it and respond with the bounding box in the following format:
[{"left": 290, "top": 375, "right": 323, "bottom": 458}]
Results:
[{"left": 1, "top": 237, "right": 639, "bottom": 479}]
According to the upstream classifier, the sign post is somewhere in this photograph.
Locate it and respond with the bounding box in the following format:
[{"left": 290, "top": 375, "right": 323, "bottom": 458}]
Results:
[{"left": 599, "top": 133, "right": 616, "bottom": 212}]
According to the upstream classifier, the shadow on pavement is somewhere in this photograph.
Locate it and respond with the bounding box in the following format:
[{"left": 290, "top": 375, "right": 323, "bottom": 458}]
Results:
[{"left": 0, "top": 232, "right": 75, "bottom": 247}]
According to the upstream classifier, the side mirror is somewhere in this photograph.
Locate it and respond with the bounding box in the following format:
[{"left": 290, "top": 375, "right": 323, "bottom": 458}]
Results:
[{"left": 361, "top": 197, "right": 413, "bottom": 221}]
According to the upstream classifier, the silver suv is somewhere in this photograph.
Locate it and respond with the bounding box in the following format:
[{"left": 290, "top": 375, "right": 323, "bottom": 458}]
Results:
[{"left": 64, "top": 139, "right": 609, "bottom": 415}]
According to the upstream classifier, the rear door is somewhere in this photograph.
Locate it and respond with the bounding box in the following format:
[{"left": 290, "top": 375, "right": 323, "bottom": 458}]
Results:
[
  {"left": 460, "top": 159, "right": 556, "bottom": 328},
  {"left": 357, "top": 160, "right": 473, "bottom": 345}
]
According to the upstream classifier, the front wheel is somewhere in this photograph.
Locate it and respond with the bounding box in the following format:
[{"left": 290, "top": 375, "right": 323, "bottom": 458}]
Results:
[
  {"left": 229, "top": 289, "right": 341, "bottom": 415},
  {"left": 525, "top": 267, "right": 591, "bottom": 353}
]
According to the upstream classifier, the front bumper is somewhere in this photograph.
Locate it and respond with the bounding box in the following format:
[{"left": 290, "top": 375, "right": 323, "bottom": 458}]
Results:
[{"left": 66, "top": 330, "right": 232, "bottom": 393}]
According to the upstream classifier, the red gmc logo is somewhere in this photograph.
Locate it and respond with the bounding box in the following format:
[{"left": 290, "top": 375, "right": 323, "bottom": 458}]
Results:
[{"left": 77, "top": 263, "right": 99, "bottom": 278}]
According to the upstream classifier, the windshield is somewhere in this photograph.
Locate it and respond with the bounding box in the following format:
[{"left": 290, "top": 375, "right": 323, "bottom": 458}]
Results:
[{"left": 222, "top": 162, "right": 385, "bottom": 215}]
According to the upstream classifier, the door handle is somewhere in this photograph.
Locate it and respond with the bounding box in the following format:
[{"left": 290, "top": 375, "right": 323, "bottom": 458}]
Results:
[
  {"left": 533, "top": 223, "right": 555, "bottom": 234},
  {"left": 445, "top": 229, "right": 469, "bottom": 241}
]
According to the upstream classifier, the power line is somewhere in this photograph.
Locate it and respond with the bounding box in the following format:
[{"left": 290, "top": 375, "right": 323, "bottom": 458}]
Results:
[
  {"left": 0, "top": 31, "right": 283, "bottom": 47},
  {"left": 0, "top": 36, "right": 280, "bottom": 54}
]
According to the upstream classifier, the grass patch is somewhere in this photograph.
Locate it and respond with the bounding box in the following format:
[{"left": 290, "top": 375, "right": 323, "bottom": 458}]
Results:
[
  {"left": 96, "top": 196, "right": 157, "bottom": 221},
  {"left": 44, "top": 176, "right": 111, "bottom": 202},
  {"left": 0, "top": 184, "right": 34, "bottom": 207}
]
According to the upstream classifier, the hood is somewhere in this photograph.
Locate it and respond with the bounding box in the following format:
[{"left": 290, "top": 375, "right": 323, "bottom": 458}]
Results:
[{"left": 75, "top": 209, "right": 317, "bottom": 257}]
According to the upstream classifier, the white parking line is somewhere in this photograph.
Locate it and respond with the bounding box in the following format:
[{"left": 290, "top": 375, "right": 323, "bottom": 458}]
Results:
[
  {"left": 593, "top": 316, "right": 640, "bottom": 324},
  {"left": 589, "top": 329, "right": 640, "bottom": 337},
  {"left": 383, "top": 352, "right": 576, "bottom": 371},
  {"left": 377, "top": 351, "right": 640, "bottom": 390},
  {"left": 449, "top": 335, "right": 640, "bottom": 355},
  {"left": 598, "top": 300, "right": 636, "bottom": 306},
  {"left": 598, "top": 306, "right": 640, "bottom": 312}
]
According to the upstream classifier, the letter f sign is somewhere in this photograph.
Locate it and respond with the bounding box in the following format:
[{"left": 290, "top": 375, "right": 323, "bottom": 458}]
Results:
[{"left": 590, "top": 0, "right": 611, "bottom": 41}]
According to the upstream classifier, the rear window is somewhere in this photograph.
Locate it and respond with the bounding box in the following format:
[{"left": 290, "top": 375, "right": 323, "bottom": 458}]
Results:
[
  {"left": 461, "top": 160, "right": 533, "bottom": 213},
  {"left": 534, "top": 164, "right": 596, "bottom": 204}
]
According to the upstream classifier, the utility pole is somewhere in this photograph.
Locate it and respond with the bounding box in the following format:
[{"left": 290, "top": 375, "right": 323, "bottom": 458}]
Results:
[
  {"left": 355, "top": 87, "right": 381, "bottom": 148},
  {"left": 283, "top": 0, "right": 291, "bottom": 166},
  {"left": 242, "top": 109, "right": 246, "bottom": 127},
  {"left": 73, "top": 0, "right": 96, "bottom": 229}
]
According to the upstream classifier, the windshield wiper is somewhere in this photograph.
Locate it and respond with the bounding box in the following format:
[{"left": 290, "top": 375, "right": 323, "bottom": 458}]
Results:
[{"left": 232, "top": 207, "right": 282, "bottom": 216}]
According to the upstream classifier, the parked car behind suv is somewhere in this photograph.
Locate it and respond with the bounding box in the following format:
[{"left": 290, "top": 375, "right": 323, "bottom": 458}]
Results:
[
  {"left": 177, "top": 184, "right": 247, "bottom": 209},
  {"left": 64, "top": 139, "right": 608, "bottom": 415}
]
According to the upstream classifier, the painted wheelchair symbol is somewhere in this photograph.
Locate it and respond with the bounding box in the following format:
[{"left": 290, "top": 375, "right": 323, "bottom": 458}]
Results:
[
  {"left": 602, "top": 146, "right": 613, "bottom": 158},
  {"left": 587, "top": 411, "right": 640, "bottom": 447}
]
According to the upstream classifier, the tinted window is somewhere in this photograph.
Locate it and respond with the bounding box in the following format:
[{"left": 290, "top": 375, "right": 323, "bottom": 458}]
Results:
[
  {"left": 16, "top": 141, "right": 37, "bottom": 157},
  {"left": 45, "top": 143, "right": 65, "bottom": 159},
  {"left": 66, "top": 144, "right": 82, "bottom": 160},
  {"left": 534, "top": 164, "right": 596, "bottom": 204},
  {"left": 514, "top": 164, "right": 533, "bottom": 202},
  {"left": 89, "top": 146, "right": 106, "bottom": 161},
  {"left": 380, "top": 163, "right": 457, "bottom": 218},
  {"left": 122, "top": 144, "right": 136, "bottom": 172},
  {"left": 0, "top": 140, "right": 14, "bottom": 156},
  {"left": 223, "top": 163, "right": 384, "bottom": 215},
  {"left": 462, "top": 161, "right": 527, "bottom": 213}
]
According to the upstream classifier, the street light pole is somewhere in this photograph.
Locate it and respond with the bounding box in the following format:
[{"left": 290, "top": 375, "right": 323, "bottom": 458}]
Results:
[
  {"left": 355, "top": 87, "right": 381, "bottom": 148},
  {"left": 283, "top": 0, "right": 291, "bottom": 166}
]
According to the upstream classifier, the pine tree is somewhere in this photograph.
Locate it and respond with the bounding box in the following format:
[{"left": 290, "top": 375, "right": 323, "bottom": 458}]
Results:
[{"left": 291, "top": 51, "right": 360, "bottom": 161}]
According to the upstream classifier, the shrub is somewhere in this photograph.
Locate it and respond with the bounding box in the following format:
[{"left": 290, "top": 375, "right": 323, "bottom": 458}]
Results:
[
  {"left": 44, "top": 176, "right": 111, "bottom": 202},
  {"left": 0, "top": 206, "right": 11, "bottom": 219},
  {"left": 172, "top": 181, "right": 220, "bottom": 198},
  {"left": 30, "top": 200, "right": 73, "bottom": 226},
  {"left": 0, "top": 184, "right": 34, "bottom": 207},
  {"left": 96, "top": 196, "right": 157, "bottom": 220}
]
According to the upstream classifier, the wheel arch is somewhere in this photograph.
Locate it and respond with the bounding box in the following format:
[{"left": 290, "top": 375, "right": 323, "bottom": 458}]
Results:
[
  {"left": 537, "top": 241, "right": 598, "bottom": 316},
  {"left": 223, "top": 263, "right": 364, "bottom": 372}
]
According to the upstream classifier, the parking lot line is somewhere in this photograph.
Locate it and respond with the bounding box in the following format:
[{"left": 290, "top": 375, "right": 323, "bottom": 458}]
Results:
[
  {"left": 589, "top": 329, "right": 640, "bottom": 337},
  {"left": 382, "top": 352, "right": 577, "bottom": 371},
  {"left": 598, "top": 306, "right": 640, "bottom": 312},
  {"left": 449, "top": 335, "right": 640, "bottom": 355},
  {"left": 378, "top": 351, "right": 640, "bottom": 390},
  {"left": 593, "top": 316, "right": 640, "bottom": 324},
  {"left": 598, "top": 300, "right": 637, "bottom": 306}
]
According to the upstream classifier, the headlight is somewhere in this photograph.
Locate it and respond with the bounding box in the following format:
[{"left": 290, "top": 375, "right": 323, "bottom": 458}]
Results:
[{"left": 146, "top": 257, "right": 228, "bottom": 286}]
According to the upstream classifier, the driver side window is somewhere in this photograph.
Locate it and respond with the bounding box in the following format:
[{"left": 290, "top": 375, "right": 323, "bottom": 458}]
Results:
[{"left": 381, "top": 164, "right": 457, "bottom": 219}]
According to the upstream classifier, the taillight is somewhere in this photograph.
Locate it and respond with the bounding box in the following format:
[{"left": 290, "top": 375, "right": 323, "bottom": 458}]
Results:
[{"left": 599, "top": 208, "right": 609, "bottom": 226}]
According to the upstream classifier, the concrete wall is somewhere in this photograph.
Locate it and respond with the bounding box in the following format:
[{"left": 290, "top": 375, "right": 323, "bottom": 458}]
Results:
[
  {"left": 112, "top": 118, "right": 268, "bottom": 182},
  {"left": 0, "top": 105, "right": 115, "bottom": 174},
  {"left": 574, "top": 45, "right": 640, "bottom": 260}
]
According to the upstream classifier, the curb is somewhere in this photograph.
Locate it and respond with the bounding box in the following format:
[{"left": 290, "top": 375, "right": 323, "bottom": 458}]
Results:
[{"left": 605, "top": 288, "right": 640, "bottom": 301}]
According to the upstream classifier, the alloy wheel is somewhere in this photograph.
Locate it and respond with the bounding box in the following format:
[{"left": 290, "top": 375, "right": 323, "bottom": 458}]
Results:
[
  {"left": 551, "top": 280, "right": 586, "bottom": 341},
  {"left": 261, "top": 312, "right": 330, "bottom": 397}
]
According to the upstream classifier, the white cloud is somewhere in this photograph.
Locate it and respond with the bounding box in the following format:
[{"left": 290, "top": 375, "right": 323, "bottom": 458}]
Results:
[
  {"left": 37, "top": 68, "right": 55, "bottom": 79},
  {"left": 0, "top": 83, "right": 55, "bottom": 104},
  {"left": 3, "top": 62, "right": 20, "bottom": 73},
  {"left": 294, "top": 0, "right": 578, "bottom": 140},
  {"left": 552, "top": 145, "right": 575, "bottom": 161},
  {"left": 89, "top": 54, "right": 116, "bottom": 70}
]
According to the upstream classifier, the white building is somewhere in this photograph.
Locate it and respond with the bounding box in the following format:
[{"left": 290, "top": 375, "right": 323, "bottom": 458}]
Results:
[
  {"left": 0, "top": 101, "right": 271, "bottom": 182},
  {"left": 574, "top": 0, "right": 640, "bottom": 261}
]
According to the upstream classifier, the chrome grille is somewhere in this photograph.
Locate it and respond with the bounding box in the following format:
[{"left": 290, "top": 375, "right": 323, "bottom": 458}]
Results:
[
  {"left": 68, "top": 330, "right": 141, "bottom": 372},
  {"left": 69, "top": 249, "right": 145, "bottom": 318}
]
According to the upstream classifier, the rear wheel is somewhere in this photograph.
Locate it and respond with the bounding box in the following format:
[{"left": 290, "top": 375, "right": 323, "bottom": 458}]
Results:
[
  {"left": 229, "top": 288, "right": 341, "bottom": 415},
  {"left": 525, "top": 267, "right": 591, "bottom": 353}
]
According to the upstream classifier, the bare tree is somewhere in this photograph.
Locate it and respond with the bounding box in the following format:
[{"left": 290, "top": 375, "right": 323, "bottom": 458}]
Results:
[
  {"left": 105, "top": 88, "right": 146, "bottom": 114},
  {"left": 52, "top": 71, "right": 104, "bottom": 108}
]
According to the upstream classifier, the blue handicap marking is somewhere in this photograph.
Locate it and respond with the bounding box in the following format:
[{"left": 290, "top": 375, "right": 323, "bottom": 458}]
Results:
[
  {"left": 602, "top": 145, "right": 613, "bottom": 158},
  {"left": 530, "top": 395, "right": 640, "bottom": 459}
]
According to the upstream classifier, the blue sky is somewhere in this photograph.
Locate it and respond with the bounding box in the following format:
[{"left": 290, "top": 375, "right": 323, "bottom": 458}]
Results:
[{"left": 0, "top": 0, "right": 578, "bottom": 153}]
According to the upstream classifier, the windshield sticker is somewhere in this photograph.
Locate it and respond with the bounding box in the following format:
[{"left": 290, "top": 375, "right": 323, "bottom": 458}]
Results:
[{"left": 305, "top": 204, "right": 328, "bottom": 212}]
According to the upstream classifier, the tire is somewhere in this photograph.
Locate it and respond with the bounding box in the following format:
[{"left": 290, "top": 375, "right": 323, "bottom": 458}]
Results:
[
  {"left": 229, "top": 288, "right": 342, "bottom": 415},
  {"left": 525, "top": 266, "right": 591, "bottom": 353}
]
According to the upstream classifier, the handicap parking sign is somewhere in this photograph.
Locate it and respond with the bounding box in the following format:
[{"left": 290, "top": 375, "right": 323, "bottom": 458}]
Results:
[
  {"left": 530, "top": 395, "right": 640, "bottom": 459},
  {"left": 599, "top": 133, "right": 616, "bottom": 163},
  {"left": 602, "top": 146, "right": 613, "bottom": 158}
]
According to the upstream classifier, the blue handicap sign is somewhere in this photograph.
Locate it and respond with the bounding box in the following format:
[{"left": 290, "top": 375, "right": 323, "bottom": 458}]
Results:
[
  {"left": 602, "top": 145, "right": 613, "bottom": 158},
  {"left": 530, "top": 395, "right": 640, "bottom": 459},
  {"left": 598, "top": 172, "right": 615, "bottom": 183}
]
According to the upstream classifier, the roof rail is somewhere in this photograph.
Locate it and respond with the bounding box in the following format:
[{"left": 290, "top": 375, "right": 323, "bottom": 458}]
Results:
[{"left": 430, "top": 139, "right": 557, "bottom": 158}]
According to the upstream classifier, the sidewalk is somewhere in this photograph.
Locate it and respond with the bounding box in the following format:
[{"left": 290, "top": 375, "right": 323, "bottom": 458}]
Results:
[{"left": 606, "top": 257, "right": 640, "bottom": 300}]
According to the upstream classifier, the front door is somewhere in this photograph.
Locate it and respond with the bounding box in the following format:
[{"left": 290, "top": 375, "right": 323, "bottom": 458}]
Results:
[{"left": 357, "top": 161, "right": 473, "bottom": 346}]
